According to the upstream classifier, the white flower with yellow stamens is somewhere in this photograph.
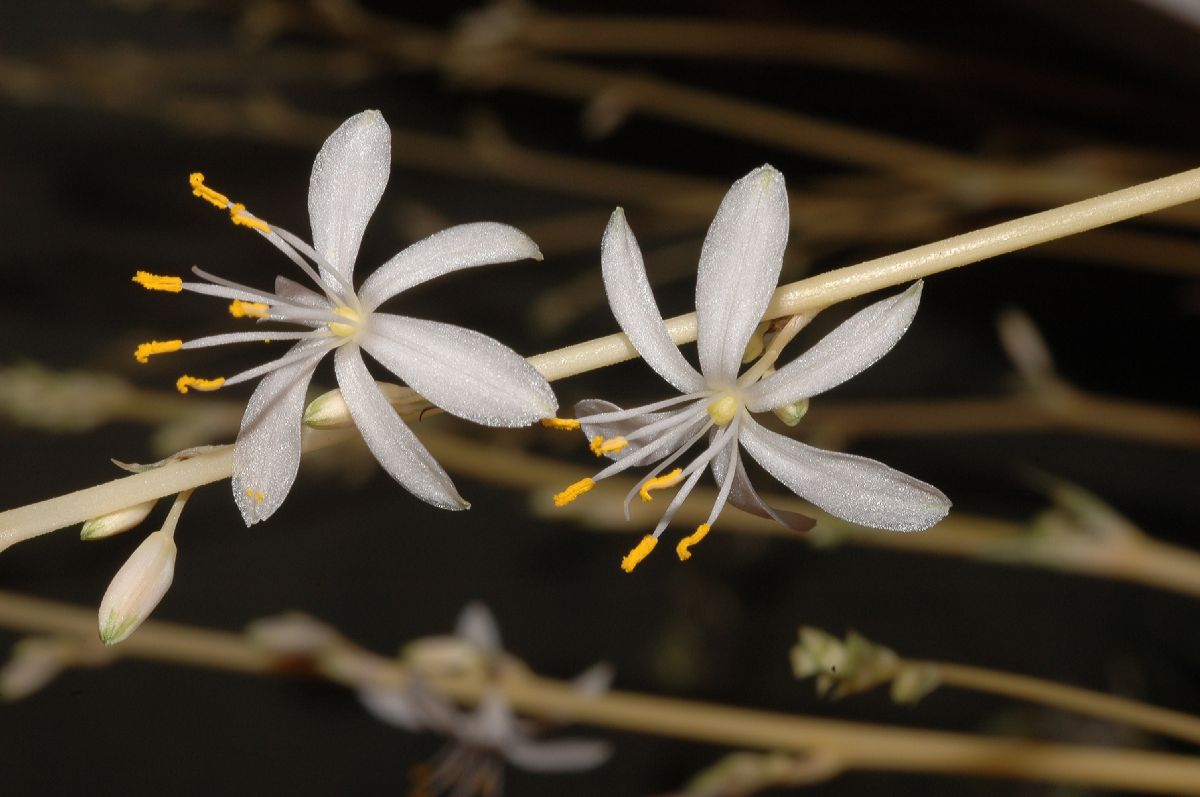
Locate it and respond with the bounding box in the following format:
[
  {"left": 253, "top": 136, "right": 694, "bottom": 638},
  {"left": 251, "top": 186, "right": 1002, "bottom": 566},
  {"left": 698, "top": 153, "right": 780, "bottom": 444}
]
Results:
[
  {"left": 552, "top": 165, "right": 951, "bottom": 572},
  {"left": 134, "top": 110, "right": 557, "bottom": 524}
]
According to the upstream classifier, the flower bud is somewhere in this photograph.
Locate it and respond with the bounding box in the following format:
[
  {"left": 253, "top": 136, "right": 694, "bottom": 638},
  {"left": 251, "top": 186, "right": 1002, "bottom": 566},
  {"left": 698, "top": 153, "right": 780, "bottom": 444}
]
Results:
[
  {"left": 305, "top": 383, "right": 428, "bottom": 428},
  {"left": 890, "top": 664, "right": 941, "bottom": 705},
  {"left": 741, "top": 322, "right": 769, "bottom": 364},
  {"left": 80, "top": 499, "right": 157, "bottom": 540},
  {"left": 0, "top": 637, "right": 72, "bottom": 701},
  {"left": 772, "top": 398, "right": 809, "bottom": 427},
  {"left": 98, "top": 530, "right": 176, "bottom": 645},
  {"left": 246, "top": 612, "right": 340, "bottom": 656}
]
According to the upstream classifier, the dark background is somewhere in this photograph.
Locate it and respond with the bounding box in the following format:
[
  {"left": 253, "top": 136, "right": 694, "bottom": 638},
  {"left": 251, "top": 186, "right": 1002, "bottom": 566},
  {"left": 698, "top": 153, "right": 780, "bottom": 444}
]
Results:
[{"left": 1, "top": 1, "right": 1199, "bottom": 794}]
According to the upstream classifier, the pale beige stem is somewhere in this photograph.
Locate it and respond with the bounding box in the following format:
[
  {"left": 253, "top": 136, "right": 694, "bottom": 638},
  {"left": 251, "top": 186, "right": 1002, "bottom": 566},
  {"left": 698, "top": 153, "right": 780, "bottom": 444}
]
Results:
[
  {"left": 926, "top": 661, "right": 1200, "bottom": 747},
  {"left": 1, "top": 588, "right": 1199, "bottom": 795}
]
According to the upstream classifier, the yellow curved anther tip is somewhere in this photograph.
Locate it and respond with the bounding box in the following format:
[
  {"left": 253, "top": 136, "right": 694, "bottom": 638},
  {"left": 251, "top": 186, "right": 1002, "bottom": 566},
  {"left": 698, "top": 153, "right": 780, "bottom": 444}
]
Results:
[
  {"left": 553, "top": 478, "right": 595, "bottom": 507},
  {"left": 620, "top": 535, "right": 658, "bottom": 573},
  {"left": 134, "top": 339, "right": 182, "bottom": 364},
  {"left": 229, "top": 203, "right": 271, "bottom": 233},
  {"left": 589, "top": 435, "right": 628, "bottom": 457},
  {"left": 132, "top": 271, "right": 183, "bottom": 293},
  {"left": 176, "top": 375, "right": 225, "bottom": 394},
  {"left": 540, "top": 418, "right": 580, "bottom": 431},
  {"left": 639, "top": 468, "right": 683, "bottom": 502},
  {"left": 229, "top": 299, "right": 269, "bottom": 319},
  {"left": 676, "top": 524, "right": 711, "bottom": 561},
  {"left": 189, "top": 172, "right": 230, "bottom": 209}
]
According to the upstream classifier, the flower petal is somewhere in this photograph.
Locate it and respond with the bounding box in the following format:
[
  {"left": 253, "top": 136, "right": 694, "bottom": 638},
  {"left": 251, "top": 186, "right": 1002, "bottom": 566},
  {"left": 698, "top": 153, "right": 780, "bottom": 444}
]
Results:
[
  {"left": 333, "top": 345, "right": 468, "bottom": 510},
  {"left": 506, "top": 738, "right": 613, "bottom": 773},
  {"left": 696, "top": 165, "right": 789, "bottom": 386},
  {"left": 358, "top": 223, "right": 542, "bottom": 311},
  {"left": 739, "top": 416, "right": 950, "bottom": 531},
  {"left": 455, "top": 602, "right": 502, "bottom": 655},
  {"left": 710, "top": 445, "right": 816, "bottom": 532},
  {"left": 308, "top": 109, "right": 391, "bottom": 283},
  {"left": 600, "top": 209, "right": 703, "bottom": 393},
  {"left": 274, "top": 275, "right": 326, "bottom": 309},
  {"left": 232, "top": 339, "right": 328, "bottom": 525},
  {"left": 746, "top": 282, "right": 923, "bottom": 412},
  {"left": 359, "top": 688, "right": 425, "bottom": 732},
  {"left": 362, "top": 313, "right": 556, "bottom": 427}
]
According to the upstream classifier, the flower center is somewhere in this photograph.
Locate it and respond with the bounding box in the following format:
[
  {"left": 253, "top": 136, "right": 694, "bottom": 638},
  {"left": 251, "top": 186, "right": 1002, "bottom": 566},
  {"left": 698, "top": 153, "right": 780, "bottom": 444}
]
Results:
[
  {"left": 328, "top": 306, "right": 360, "bottom": 338},
  {"left": 706, "top": 394, "right": 740, "bottom": 426}
]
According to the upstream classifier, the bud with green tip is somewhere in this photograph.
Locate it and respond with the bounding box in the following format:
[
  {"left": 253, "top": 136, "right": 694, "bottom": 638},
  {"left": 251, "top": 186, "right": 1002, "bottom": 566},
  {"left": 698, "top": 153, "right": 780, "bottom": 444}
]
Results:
[
  {"left": 772, "top": 398, "right": 809, "bottom": 427},
  {"left": 80, "top": 499, "right": 157, "bottom": 541},
  {"left": 97, "top": 530, "right": 176, "bottom": 645}
]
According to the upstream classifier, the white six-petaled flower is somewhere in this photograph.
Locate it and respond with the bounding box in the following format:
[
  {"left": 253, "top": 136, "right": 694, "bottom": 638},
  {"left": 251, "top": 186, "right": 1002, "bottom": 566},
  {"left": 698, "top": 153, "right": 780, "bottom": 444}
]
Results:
[
  {"left": 134, "top": 110, "right": 557, "bottom": 524},
  {"left": 552, "top": 165, "right": 951, "bottom": 571}
]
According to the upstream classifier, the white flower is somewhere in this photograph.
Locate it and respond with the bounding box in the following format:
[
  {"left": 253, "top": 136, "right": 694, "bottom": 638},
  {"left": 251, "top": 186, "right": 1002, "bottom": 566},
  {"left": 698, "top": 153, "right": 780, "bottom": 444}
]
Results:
[
  {"left": 553, "top": 165, "right": 951, "bottom": 571},
  {"left": 134, "top": 110, "right": 557, "bottom": 524},
  {"left": 360, "top": 603, "right": 611, "bottom": 796}
]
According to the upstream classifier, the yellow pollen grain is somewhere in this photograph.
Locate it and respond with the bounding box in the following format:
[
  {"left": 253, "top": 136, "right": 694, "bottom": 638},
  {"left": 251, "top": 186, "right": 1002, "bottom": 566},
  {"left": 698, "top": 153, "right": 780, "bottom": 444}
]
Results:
[
  {"left": 229, "top": 299, "right": 269, "bottom": 319},
  {"left": 540, "top": 418, "right": 581, "bottom": 431},
  {"left": 134, "top": 339, "right": 182, "bottom": 364},
  {"left": 328, "top": 306, "right": 360, "bottom": 338},
  {"left": 133, "top": 271, "right": 183, "bottom": 293},
  {"left": 639, "top": 468, "right": 682, "bottom": 502},
  {"left": 707, "top": 395, "right": 739, "bottom": 426},
  {"left": 189, "top": 172, "right": 229, "bottom": 209},
  {"left": 229, "top": 203, "right": 271, "bottom": 233},
  {"left": 176, "top": 375, "right": 225, "bottom": 394},
  {"left": 590, "top": 435, "right": 628, "bottom": 457},
  {"left": 553, "top": 478, "right": 595, "bottom": 507},
  {"left": 243, "top": 488, "right": 265, "bottom": 504},
  {"left": 676, "top": 523, "right": 711, "bottom": 561},
  {"left": 620, "top": 535, "right": 658, "bottom": 573}
]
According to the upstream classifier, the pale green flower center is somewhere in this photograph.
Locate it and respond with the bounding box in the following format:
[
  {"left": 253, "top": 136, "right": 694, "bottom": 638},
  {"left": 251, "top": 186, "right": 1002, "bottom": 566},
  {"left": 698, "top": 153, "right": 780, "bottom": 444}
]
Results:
[
  {"left": 329, "top": 306, "right": 360, "bottom": 338},
  {"left": 706, "top": 394, "right": 739, "bottom": 426}
]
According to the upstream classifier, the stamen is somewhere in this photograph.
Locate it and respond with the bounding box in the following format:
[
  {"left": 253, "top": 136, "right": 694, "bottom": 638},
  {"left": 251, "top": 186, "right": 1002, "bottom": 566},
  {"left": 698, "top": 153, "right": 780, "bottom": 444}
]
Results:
[
  {"left": 639, "top": 468, "right": 682, "bottom": 502},
  {"left": 134, "top": 339, "right": 182, "bottom": 364},
  {"left": 229, "top": 203, "right": 271, "bottom": 233},
  {"left": 590, "top": 435, "right": 628, "bottom": 457},
  {"left": 189, "top": 172, "right": 229, "bottom": 209},
  {"left": 676, "top": 524, "right": 711, "bottom": 561},
  {"left": 540, "top": 418, "right": 580, "bottom": 430},
  {"left": 133, "top": 271, "right": 183, "bottom": 293},
  {"left": 229, "top": 299, "right": 269, "bottom": 319},
  {"left": 620, "top": 535, "right": 658, "bottom": 573},
  {"left": 553, "top": 478, "right": 595, "bottom": 507},
  {"left": 176, "top": 375, "right": 225, "bottom": 394}
]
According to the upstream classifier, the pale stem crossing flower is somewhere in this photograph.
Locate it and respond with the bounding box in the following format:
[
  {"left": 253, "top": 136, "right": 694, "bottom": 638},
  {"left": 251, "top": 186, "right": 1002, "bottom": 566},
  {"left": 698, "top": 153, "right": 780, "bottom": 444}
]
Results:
[
  {"left": 133, "top": 110, "right": 558, "bottom": 524},
  {"left": 552, "top": 166, "right": 951, "bottom": 571}
]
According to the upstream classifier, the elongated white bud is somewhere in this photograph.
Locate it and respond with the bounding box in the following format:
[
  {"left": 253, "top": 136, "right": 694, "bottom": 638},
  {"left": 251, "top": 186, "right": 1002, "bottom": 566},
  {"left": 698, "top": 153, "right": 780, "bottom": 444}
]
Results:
[
  {"left": 0, "top": 637, "right": 72, "bottom": 701},
  {"left": 304, "top": 383, "right": 428, "bottom": 429},
  {"left": 97, "top": 530, "right": 177, "bottom": 645},
  {"left": 81, "top": 499, "right": 157, "bottom": 540}
]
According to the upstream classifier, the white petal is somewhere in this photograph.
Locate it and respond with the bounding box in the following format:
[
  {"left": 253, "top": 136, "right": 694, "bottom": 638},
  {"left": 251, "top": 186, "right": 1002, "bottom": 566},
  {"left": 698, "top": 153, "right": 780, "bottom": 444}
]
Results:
[
  {"left": 739, "top": 417, "right": 950, "bottom": 531},
  {"left": 232, "top": 339, "right": 328, "bottom": 525},
  {"left": 274, "top": 275, "right": 326, "bottom": 309},
  {"left": 746, "top": 282, "right": 923, "bottom": 412},
  {"left": 571, "top": 662, "right": 614, "bottom": 696},
  {"left": 362, "top": 313, "right": 556, "bottom": 427},
  {"left": 710, "top": 445, "right": 815, "bottom": 532},
  {"left": 358, "top": 222, "right": 542, "bottom": 311},
  {"left": 695, "top": 165, "right": 789, "bottom": 386},
  {"left": 600, "top": 209, "right": 703, "bottom": 393},
  {"left": 308, "top": 109, "right": 391, "bottom": 283},
  {"left": 455, "top": 602, "right": 502, "bottom": 655},
  {"left": 506, "top": 738, "right": 612, "bottom": 773},
  {"left": 333, "top": 345, "right": 468, "bottom": 510},
  {"left": 359, "top": 688, "right": 425, "bottom": 732}
]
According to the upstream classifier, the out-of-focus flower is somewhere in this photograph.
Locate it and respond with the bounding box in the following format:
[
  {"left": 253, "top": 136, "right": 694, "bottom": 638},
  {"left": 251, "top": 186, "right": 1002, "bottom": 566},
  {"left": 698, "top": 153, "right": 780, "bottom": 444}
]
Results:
[
  {"left": 360, "top": 603, "right": 611, "bottom": 796},
  {"left": 791, "top": 626, "right": 940, "bottom": 705},
  {"left": 551, "top": 166, "right": 950, "bottom": 571},
  {"left": 133, "top": 110, "right": 556, "bottom": 525}
]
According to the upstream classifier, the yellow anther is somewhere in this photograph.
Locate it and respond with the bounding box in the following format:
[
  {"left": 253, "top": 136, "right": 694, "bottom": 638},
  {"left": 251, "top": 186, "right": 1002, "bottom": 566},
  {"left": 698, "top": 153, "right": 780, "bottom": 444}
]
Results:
[
  {"left": 229, "top": 299, "right": 269, "bottom": 319},
  {"left": 553, "top": 478, "right": 595, "bottom": 507},
  {"left": 707, "top": 394, "right": 739, "bottom": 426},
  {"left": 176, "top": 375, "right": 225, "bottom": 394},
  {"left": 134, "top": 339, "right": 182, "bottom": 364},
  {"left": 620, "top": 535, "right": 658, "bottom": 573},
  {"left": 639, "top": 468, "right": 682, "bottom": 502},
  {"left": 328, "top": 306, "right": 360, "bottom": 338},
  {"left": 189, "top": 172, "right": 230, "bottom": 209},
  {"left": 229, "top": 203, "right": 271, "bottom": 233},
  {"left": 676, "top": 524, "right": 711, "bottom": 561},
  {"left": 133, "top": 271, "right": 183, "bottom": 293},
  {"left": 590, "top": 435, "right": 628, "bottom": 457},
  {"left": 540, "top": 418, "right": 581, "bottom": 431},
  {"left": 243, "top": 488, "right": 265, "bottom": 504}
]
